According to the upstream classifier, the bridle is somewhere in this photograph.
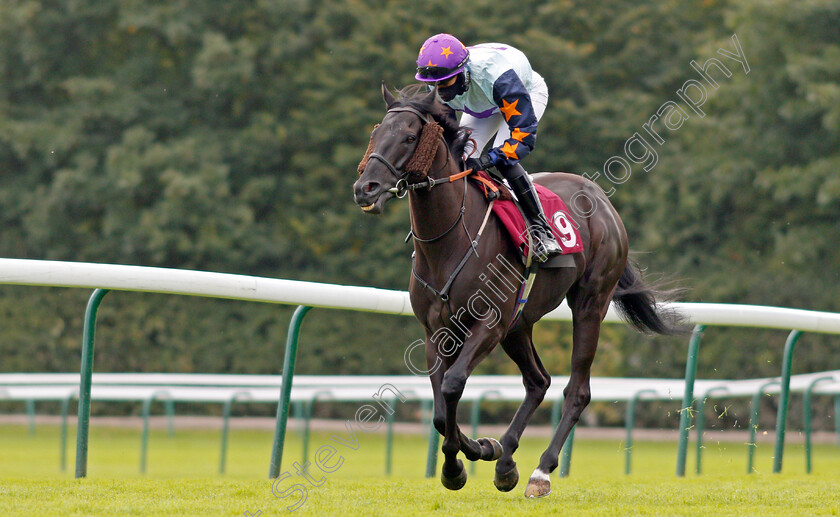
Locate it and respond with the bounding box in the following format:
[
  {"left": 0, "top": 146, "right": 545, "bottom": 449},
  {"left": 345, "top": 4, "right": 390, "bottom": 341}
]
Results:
[
  {"left": 364, "top": 106, "right": 496, "bottom": 301},
  {"left": 366, "top": 106, "right": 471, "bottom": 199}
]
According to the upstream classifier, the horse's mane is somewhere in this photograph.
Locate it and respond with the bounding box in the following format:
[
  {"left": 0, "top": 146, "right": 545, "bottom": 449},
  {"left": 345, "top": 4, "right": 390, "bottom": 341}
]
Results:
[{"left": 389, "top": 85, "right": 473, "bottom": 161}]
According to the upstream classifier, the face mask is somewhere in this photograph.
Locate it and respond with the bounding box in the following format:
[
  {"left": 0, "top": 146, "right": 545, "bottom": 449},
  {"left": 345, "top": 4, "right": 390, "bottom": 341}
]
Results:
[{"left": 437, "top": 72, "right": 469, "bottom": 102}]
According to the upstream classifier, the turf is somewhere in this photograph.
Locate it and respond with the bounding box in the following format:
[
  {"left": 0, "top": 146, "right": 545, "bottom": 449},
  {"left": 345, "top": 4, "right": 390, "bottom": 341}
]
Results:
[{"left": 1, "top": 424, "right": 839, "bottom": 516}]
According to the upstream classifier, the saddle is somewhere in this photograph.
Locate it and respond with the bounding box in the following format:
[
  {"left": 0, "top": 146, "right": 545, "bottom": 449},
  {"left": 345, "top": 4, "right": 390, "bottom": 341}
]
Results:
[{"left": 469, "top": 170, "right": 582, "bottom": 268}]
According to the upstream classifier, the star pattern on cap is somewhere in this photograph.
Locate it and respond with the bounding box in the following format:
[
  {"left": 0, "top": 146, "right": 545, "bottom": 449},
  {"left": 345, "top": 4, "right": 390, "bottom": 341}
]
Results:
[
  {"left": 425, "top": 59, "right": 436, "bottom": 67},
  {"left": 499, "top": 99, "right": 521, "bottom": 121},
  {"left": 440, "top": 46, "right": 453, "bottom": 58},
  {"left": 511, "top": 127, "right": 530, "bottom": 142},
  {"left": 501, "top": 141, "right": 520, "bottom": 160}
]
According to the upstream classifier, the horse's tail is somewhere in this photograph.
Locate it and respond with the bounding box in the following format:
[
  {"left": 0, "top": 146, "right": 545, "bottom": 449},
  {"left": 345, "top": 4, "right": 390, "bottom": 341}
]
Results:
[{"left": 612, "top": 260, "right": 689, "bottom": 335}]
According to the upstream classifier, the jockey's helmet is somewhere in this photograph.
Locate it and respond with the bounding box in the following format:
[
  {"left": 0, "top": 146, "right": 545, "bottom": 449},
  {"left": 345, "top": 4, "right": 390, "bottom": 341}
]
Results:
[{"left": 415, "top": 33, "right": 469, "bottom": 83}]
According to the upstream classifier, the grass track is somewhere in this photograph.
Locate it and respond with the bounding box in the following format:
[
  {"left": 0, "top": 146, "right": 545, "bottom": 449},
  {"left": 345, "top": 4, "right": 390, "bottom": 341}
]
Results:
[{"left": 1, "top": 424, "right": 839, "bottom": 516}]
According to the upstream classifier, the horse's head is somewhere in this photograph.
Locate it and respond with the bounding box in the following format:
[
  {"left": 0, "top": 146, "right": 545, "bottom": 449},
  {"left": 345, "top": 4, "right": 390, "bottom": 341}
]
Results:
[{"left": 353, "top": 84, "right": 454, "bottom": 215}]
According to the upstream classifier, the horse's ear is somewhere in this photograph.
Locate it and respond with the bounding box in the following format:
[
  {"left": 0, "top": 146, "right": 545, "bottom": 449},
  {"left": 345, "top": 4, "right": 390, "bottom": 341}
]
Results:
[
  {"left": 423, "top": 86, "right": 437, "bottom": 104},
  {"left": 382, "top": 82, "right": 396, "bottom": 107}
]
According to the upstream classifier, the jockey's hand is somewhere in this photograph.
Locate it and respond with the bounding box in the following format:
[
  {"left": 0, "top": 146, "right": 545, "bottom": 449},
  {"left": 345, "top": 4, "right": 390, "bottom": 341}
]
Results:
[{"left": 466, "top": 153, "right": 495, "bottom": 172}]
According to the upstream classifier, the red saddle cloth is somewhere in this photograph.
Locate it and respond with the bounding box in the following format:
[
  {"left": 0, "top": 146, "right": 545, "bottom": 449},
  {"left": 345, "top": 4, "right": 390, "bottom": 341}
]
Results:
[{"left": 475, "top": 172, "right": 584, "bottom": 257}]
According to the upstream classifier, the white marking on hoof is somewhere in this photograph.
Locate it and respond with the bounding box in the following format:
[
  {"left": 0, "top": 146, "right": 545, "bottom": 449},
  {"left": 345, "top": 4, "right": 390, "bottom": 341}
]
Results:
[
  {"left": 529, "top": 468, "right": 550, "bottom": 482},
  {"left": 524, "top": 468, "right": 551, "bottom": 498}
]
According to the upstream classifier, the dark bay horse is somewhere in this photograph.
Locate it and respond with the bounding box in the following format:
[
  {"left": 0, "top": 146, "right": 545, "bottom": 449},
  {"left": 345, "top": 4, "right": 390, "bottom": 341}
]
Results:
[{"left": 353, "top": 85, "right": 684, "bottom": 498}]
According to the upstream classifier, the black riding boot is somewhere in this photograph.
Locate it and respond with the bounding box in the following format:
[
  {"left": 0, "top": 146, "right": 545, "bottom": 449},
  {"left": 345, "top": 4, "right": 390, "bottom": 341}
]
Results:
[{"left": 500, "top": 163, "right": 563, "bottom": 262}]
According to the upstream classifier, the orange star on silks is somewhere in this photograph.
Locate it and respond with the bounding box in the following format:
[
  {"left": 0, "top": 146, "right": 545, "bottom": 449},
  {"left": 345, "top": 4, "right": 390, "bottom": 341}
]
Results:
[
  {"left": 499, "top": 98, "right": 521, "bottom": 121},
  {"left": 440, "top": 46, "right": 453, "bottom": 58},
  {"left": 511, "top": 127, "right": 530, "bottom": 142},
  {"left": 500, "top": 141, "right": 520, "bottom": 160},
  {"left": 425, "top": 59, "right": 436, "bottom": 67}
]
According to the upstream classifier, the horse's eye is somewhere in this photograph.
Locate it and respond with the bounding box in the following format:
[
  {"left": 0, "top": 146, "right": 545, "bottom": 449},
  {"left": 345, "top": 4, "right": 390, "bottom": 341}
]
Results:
[{"left": 406, "top": 135, "right": 417, "bottom": 144}]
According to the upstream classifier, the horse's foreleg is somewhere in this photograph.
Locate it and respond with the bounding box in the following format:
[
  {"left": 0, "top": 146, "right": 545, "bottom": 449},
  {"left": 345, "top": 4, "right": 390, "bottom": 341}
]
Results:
[
  {"left": 493, "top": 328, "right": 550, "bottom": 492},
  {"left": 438, "top": 333, "right": 498, "bottom": 490},
  {"left": 427, "top": 342, "right": 493, "bottom": 464},
  {"left": 526, "top": 304, "right": 602, "bottom": 498}
]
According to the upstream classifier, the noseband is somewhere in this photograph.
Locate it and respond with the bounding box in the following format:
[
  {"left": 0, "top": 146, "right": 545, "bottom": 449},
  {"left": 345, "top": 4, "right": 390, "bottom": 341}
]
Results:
[{"left": 360, "top": 106, "right": 461, "bottom": 198}]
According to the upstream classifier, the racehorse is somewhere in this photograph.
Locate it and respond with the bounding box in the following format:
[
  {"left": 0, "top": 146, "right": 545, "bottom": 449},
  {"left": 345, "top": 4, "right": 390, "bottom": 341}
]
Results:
[{"left": 353, "top": 84, "right": 685, "bottom": 498}]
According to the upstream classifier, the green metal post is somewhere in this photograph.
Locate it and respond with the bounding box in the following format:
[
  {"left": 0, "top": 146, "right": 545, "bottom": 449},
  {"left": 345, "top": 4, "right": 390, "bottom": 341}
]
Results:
[
  {"left": 773, "top": 330, "right": 803, "bottom": 473},
  {"left": 219, "top": 392, "right": 250, "bottom": 475},
  {"left": 26, "top": 399, "right": 36, "bottom": 436},
  {"left": 804, "top": 376, "right": 832, "bottom": 474},
  {"left": 385, "top": 397, "right": 398, "bottom": 476},
  {"left": 835, "top": 395, "right": 840, "bottom": 446},
  {"left": 676, "top": 324, "right": 705, "bottom": 477},
  {"left": 695, "top": 387, "right": 728, "bottom": 475},
  {"left": 421, "top": 399, "right": 432, "bottom": 431},
  {"left": 220, "top": 398, "right": 234, "bottom": 475},
  {"left": 425, "top": 402, "right": 439, "bottom": 478},
  {"left": 471, "top": 390, "right": 500, "bottom": 474},
  {"left": 302, "top": 400, "right": 313, "bottom": 464},
  {"left": 75, "top": 288, "right": 109, "bottom": 479},
  {"left": 292, "top": 401, "right": 304, "bottom": 438},
  {"left": 559, "top": 425, "right": 575, "bottom": 477},
  {"left": 164, "top": 399, "right": 175, "bottom": 437},
  {"left": 747, "top": 380, "right": 779, "bottom": 474},
  {"left": 60, "top": 394, "right": 75, "bottom": 472},
  {"left": 302, "top": 391, "right": 331, "bottom": 464},
  {"left": 551, "top": 396, "right": 562, "bottom": 430},
  {"left": 140, "top": 391, "right": 169, "bottom": 474},
  {"left": 625, "top": 389, "right": 656, "bottom": 475},
  {"left": 269, "top": 305, "right": 312, "bottom": 479}
]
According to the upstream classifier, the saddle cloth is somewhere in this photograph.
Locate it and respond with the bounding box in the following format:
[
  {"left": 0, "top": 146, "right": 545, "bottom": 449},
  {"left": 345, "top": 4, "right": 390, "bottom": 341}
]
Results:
[{"left": 473, "top": 171, "right": 584, "bottom": 258}]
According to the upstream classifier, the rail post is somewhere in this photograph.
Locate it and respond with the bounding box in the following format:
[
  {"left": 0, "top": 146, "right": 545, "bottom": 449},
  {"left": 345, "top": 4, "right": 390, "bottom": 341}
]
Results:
[
  {"left": 747, "top": 380, "right": 780, "bottom": 473},
  {"left": 835, "top": 395, "right": 840, "bottom": 446},
  {"left": 695, "top": 386, "right": 728, "bottom": 475},
  {"left": 75, "top": 288, "right": 110, "bottom": 479},
  {"left": 220, "top": 391, "right": 251, "bottom": 474},
  {"left": 625, "top": 389, "right": 656, "bottom": 475},
  {"left": 425, "top": 401, "right": 439, "bottom": 478},
  {"left": 26, "top": 399, "right": 36, "bottom": 435},
  {"left": 773, "top": 329, "right": 803, "bottom": 473},
  {"left": 803, "top": 376, "right": 833, "bottom": 473},
  {"left": 676, "top": 324, "right": 705, "bottom": 477},
  {"left": 551, "top": 396, "right": 563, "bottom": 430},
  {"left": 559, "top": 425, "right": 575, "bottom": 477},
  {"left": 140, "top": 390, "right": 170, "bottom": 474},
  {"left": 269, "top": 305, "right": 311, "bottom": 479},
  {"left": 385, "top": 396, "right": 399, "bottom": 476},
  {"left": 302, "top": 390, "right": 332, "bottom": 464},
  {"left": 470, "top": 390, "right": 500, "bottom": 474}
]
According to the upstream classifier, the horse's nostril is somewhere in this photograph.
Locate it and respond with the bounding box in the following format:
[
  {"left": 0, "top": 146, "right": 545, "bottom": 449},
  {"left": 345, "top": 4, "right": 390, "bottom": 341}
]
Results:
[{"left": 365, "top": 182, "right": 379, "bottom": 193}]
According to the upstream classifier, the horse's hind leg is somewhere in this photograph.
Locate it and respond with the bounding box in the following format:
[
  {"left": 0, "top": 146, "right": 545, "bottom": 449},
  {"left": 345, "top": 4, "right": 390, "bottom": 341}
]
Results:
[
  {"left": 493, "top": 327, "right": 551, "bottom": 492},
  {"left": 525, "top": 287, "right": 610, "bottom": 498}
]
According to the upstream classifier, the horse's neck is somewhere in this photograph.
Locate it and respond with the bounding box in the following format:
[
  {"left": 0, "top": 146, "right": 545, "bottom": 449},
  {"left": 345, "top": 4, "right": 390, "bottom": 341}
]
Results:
[{"left": 409, "top": 157, "right": 488, "bottom": 276}]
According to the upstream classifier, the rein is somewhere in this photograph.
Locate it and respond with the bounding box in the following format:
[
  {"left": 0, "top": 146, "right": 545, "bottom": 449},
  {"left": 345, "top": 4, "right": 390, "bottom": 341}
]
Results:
[
  {"left": 367, "top": 106, "right": 495, "bottom": 301},
  {"left": 387, "top": 168, "right": 472, "bottom": 199}
]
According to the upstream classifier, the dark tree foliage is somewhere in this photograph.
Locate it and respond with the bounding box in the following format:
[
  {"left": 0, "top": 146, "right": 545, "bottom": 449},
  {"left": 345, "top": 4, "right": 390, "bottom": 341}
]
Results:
[{"left": 1, "top": 0, "right": 838, "bottom": 427}]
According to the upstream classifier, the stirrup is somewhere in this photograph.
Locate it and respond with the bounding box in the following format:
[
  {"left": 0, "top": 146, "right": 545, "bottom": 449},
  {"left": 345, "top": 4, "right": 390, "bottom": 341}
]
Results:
[{"left": 530, "top": 225, "right": 563, "bottom": 263}]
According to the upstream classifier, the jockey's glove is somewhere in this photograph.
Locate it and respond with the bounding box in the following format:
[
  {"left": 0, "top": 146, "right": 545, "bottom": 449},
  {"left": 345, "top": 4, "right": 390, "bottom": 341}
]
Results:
[{"left": 466, "top": 152, "right": 496, "bottom": 172}]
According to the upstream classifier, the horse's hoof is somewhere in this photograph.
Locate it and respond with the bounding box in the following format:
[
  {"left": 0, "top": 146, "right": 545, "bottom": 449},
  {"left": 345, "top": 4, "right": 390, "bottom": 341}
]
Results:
[
  {"left": 493, "top": 464, "right": 519, "bottom": 492},
  {"left": 524, "top": 468, "right": 551, "bottom": 498},
  {"left": 478, "top": 437, "right": 503, "bottom": 461},
  {"left": 441, "top": 459, "right": 467, "bottom": 491}
]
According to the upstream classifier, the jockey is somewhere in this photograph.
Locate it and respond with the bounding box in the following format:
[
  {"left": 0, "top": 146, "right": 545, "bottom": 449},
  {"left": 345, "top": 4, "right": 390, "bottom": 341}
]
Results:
[{"left": 415, "top": 33, "right": 562, "bottom": 263}]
